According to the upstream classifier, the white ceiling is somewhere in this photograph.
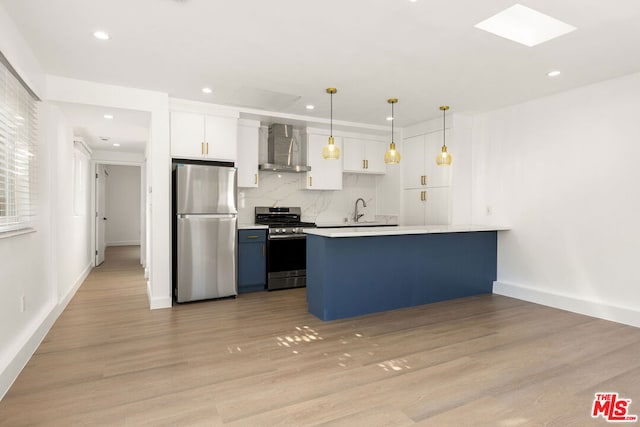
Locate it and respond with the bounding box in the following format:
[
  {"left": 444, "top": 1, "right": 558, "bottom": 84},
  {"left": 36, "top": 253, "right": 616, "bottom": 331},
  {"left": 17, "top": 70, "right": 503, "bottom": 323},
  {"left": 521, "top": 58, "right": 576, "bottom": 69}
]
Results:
[
  {"left": 55, "top": 102, "right": 150, "bottom": 153},
  {"left": 4, "top": 0, "right": 640, "bottom": 129}
]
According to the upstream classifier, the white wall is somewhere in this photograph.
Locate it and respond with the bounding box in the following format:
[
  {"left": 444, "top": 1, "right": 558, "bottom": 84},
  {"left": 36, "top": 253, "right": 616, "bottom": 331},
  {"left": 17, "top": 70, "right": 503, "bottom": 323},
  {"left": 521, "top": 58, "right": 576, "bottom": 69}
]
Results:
[
  {"left": 105, "top": 165, "right": 141, "bottom": 246},
  {"left": 473, "top": 72, "right": 640, "bottom": 327},
  {"left": 0, "top": 3, "right": 92, "bottom": 400}
]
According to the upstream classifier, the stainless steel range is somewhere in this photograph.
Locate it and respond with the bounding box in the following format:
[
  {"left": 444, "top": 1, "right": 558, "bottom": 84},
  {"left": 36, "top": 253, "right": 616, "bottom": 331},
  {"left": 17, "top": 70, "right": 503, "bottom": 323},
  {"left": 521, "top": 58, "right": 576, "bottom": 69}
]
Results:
[{"left": 255, "top": 207, "right": 316, "bottom": 290}]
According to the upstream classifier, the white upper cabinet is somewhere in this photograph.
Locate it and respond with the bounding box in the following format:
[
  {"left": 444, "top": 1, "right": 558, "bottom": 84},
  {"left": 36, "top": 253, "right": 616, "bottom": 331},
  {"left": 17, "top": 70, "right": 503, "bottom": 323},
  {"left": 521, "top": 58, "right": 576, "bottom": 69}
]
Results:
[
  {"left": 305, "top": 132, "right": 343, "bottom": 190},
  {"left": 236, "top": 119, "right": 260, "bottom": 188},
  {"left": 170, "top": 106, "right": 239, "bottom": 161},
  {"left": 343, "top": 137, "right": 387, "bottom": 174},
  {"left": 402, "top": 130, "right": 451, "bottom": 189}
]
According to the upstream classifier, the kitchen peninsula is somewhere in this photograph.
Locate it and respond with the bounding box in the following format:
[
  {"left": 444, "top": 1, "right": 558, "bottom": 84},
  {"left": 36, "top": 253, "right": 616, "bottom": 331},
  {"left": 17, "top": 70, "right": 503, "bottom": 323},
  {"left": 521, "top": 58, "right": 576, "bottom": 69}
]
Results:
[{"left": 305, "top": 225, "right": 509, "bottom": 321}]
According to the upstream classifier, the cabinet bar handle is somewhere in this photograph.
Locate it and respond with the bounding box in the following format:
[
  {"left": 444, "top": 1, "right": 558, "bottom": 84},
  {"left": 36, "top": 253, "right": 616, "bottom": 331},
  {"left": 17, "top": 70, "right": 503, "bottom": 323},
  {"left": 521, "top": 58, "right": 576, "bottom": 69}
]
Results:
[
  {"left": 309, "top": 176, "right": 313, "bottom": 187},
  {"left": 206, "top": 142, "right": 209, "bottom": 155},
  {"left": 262, "top": 244, "right": 265, "bottom": 257},
  {"left": 365, "top": 160, "right": 369, "bottom": 169},
  {"left": 363, "top": 159, "right": 366, "bottom": 169},
  {"left": 424, "top": 191, "right": 428, "bottom": 202},
  {"left": 254, "top": 173, "right": 258, "bottom": 185},
  {"left": 201, "top": 142, "right": 204, "bottom": 155},
  {"left": 246, "top": 235, "right": 259, "bottom": 239}
]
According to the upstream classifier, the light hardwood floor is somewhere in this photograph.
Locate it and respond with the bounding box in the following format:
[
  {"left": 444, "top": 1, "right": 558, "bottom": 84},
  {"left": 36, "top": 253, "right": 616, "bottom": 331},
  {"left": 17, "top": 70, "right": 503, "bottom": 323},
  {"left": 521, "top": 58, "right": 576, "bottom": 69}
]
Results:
[{"left": 1, "top": 246, "right": 640, "bottom": 426}]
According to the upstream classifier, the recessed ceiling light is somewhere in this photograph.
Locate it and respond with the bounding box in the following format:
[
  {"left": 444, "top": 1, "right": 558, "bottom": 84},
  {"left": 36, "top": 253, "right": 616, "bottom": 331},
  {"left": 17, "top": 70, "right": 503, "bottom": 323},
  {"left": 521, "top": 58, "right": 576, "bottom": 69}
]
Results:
[
  {"left": 386, "top": 116, "right": 394, "bottom": 121},
  {"left": 93, "top": 31, "right": 110, "bottom": 40},
  {"left": 113, "top": 143, "right": 121, "bottom": 147},
  {"left": 103, "top": 114, "right": 114, "bottom": 119},
  {"left": 547, "top": 70, "right": 561, "bottom": 77},
  {"left": 305, "top": 105, "right": 315, "bottom": 110},
  {"left": 409, "top": 0, "right": 418, "bottom": 3},
  {"left": 202, "top": 87, "right": 213, "bottom": 94},
  {"left": 474, "top": 4, "right": 576, "bottom": 47}
]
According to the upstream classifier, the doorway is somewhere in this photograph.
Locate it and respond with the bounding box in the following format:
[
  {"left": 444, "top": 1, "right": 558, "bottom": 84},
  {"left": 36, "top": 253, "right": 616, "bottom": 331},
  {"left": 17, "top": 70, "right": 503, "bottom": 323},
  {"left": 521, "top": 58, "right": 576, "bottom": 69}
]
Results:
[{"left": 94, "top": 163, "right": 144, "bottom": 266}]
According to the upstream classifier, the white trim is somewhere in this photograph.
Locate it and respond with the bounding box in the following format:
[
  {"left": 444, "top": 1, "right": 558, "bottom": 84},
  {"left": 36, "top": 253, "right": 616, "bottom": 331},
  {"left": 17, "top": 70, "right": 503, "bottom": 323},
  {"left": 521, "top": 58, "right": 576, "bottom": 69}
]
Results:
[
  {"left": 106, "top": 240, "right": 140, "bottom": 247},
  {"left": 493, "top": 281, "right": 640, "bottom": 328},
  {"left": 147, "top": 280, "right": 171, "bottom": 309},
  {"left": 0, "top": 262, "right": 91, "bottom": 401}
]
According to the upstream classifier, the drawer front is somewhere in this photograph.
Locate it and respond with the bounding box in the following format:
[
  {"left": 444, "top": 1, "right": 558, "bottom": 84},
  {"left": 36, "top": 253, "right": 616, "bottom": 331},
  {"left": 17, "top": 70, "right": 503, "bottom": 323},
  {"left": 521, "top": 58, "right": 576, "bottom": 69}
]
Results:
[{"left": 238, "top": 229, "right": 266, "bottom": 243}]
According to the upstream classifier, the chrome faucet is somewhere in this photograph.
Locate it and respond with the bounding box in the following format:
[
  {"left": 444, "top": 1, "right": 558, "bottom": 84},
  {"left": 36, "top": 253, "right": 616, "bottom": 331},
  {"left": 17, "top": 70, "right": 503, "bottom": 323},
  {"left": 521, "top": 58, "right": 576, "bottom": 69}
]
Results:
[{"left": 354, "top": 198, "right": 367, "bottom": 223}]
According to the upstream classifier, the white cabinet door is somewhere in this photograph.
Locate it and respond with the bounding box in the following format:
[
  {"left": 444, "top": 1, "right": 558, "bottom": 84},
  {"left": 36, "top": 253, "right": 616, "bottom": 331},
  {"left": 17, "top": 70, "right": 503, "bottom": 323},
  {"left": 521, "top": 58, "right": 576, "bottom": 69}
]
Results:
[
  {"left": 343, "top": 138, "right": 387, "bottom": 174},
  {"left": 306, "top": 134, "right": 343, "bottom": 190},
  {"left": 403, "top": 189, "right": 426, "bottom": 226},
  {"left": 425, "top": 187, "right": 450, "bottom": 225},
  {"left": 365, "top": 140, "right": 388, "bottom": 174},
  {"left": 403, "top": 135, "right": 425, "bottom": 189},
  {"left": 170, "top": 112, "right": 206, "bottom": 159},
  {"left": 205, "top": 115, "right": 238, "bottom": 162},
  {"left": 343, "top": 138, "right": 366, "bottom": 172},
  {"left": 424, "top": 130, "right": 451, "bottom": 188},
  {"left": 237, "top": 121, "right": 260, "bottom": 188}
]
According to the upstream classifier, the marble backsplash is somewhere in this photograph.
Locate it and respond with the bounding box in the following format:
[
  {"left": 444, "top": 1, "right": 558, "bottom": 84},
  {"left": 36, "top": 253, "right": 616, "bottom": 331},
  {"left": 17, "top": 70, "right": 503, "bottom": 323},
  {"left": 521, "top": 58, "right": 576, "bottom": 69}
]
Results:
[{"left": 238, "top": 172, "right": 380, "bottom": 224}]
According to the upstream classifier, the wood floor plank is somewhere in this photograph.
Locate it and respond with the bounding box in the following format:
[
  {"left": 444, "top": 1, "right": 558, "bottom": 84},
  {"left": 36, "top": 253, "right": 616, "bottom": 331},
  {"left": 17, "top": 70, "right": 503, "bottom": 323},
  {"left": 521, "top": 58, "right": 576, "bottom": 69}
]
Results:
[{"left": 2, "top": 245, "right": 640, "bottom": 426}]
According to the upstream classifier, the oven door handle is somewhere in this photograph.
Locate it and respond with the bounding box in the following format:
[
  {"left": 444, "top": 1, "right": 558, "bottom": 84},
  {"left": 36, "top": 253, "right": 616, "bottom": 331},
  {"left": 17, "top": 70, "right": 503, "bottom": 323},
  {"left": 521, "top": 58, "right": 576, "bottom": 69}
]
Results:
[{"left": 268, "top": 234, "right": 307, "bottom": 240}]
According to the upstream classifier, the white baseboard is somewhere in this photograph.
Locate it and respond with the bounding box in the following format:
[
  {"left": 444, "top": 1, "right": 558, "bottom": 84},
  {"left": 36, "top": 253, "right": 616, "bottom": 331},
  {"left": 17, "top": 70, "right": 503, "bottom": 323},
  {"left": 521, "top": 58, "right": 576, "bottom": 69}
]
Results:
[
  {"left": 147, "top": 280, "right": 172, "bottom": 310},
  {"left": 0, "top": 263, "right": 92, "bottom": 401},
  {"left": 106, "top": 240, "right": 140, "bottom": 247},
  {"left": 493, "top": 281, "right": 640, "bottom": 328}
]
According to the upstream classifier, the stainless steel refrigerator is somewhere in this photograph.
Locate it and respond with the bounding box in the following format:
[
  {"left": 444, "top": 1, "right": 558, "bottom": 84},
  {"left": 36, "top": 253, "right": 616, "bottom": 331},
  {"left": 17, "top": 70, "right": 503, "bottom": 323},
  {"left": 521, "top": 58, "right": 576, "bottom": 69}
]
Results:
[{"left": 174, "top": 162, "right": 237, "bottom": 303}]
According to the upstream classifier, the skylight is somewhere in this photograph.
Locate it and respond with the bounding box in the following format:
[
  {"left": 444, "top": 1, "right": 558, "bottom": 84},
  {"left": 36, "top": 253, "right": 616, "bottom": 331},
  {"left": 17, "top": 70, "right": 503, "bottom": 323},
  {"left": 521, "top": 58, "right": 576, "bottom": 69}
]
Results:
[{"left": 474, "top": 4, "right": 576, "bottom": 47}]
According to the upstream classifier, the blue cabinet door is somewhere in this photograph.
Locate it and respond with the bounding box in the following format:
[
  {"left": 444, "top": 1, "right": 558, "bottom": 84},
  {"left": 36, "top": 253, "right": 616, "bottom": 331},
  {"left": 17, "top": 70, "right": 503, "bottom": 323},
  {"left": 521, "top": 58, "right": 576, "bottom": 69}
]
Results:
[{"left": 238, "top": 229, "right": 266, "bottom": 293}]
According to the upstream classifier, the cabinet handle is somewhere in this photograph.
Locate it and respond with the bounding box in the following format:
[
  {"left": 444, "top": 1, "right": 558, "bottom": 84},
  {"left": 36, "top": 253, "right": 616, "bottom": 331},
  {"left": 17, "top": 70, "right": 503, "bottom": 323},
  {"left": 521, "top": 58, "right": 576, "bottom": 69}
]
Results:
[
  {"left": 309, "top": 176, "right": 313, "bottom": 187},
  {"left": 420, "top": 175, "right": 426, "bottom": 186},
  {"left": 420, "top": 191, "right": 423, "bottom": 201},
  {"left": 206, "top": 142, "right": 209, "bottom": 155},
  {"left": 201, "top": 142, "right": 204, "bottom": 155},
  {"left": 246, "top": 235, "right": 259, "bottom": 239},
  {"left": 254, "top": 173, "right": 259, "bottom": 185},
  {"left": 424, "top": 191, "right": 428, "bottom": 202},
  {"left": 262, "top": 244, "right": 265, "bottom": 257},
  {"left": 365, "top": 159, "right": 369, "bottom": 169},
  {"left": 362, "top": 159, "right": 366, "bottom": 169}
]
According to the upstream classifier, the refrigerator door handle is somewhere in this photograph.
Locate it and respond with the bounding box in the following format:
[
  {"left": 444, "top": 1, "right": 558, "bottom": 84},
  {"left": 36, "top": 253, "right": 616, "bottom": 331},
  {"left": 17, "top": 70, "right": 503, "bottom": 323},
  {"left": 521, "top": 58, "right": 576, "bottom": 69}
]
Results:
[{"left": 178, "top": 214, "right": 237, "bottom": 220}]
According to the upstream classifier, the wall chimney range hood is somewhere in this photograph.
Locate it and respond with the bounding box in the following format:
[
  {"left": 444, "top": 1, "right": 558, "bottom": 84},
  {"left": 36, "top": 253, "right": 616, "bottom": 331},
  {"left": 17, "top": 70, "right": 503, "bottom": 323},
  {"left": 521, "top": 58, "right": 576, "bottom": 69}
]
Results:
[{"left": 259, "top": 124, "right": 311, "bottom": 172}]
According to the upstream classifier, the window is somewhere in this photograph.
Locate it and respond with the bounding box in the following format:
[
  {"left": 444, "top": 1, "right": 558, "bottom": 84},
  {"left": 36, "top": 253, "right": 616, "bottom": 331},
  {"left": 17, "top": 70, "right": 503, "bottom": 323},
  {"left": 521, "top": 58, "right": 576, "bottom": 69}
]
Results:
[{"left": 0, "top": 51, "right": 39, "bottom": 234}]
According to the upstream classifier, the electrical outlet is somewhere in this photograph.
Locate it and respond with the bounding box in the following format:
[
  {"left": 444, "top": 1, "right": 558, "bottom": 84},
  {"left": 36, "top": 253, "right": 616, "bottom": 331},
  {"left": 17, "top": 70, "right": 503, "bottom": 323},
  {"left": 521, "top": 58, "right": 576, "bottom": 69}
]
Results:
[
  {"left": 20, "top": 295, "right": 25, "bottom": 313},
  {"left": 486, "top": 205, "right": 493, "bottom": 216}
]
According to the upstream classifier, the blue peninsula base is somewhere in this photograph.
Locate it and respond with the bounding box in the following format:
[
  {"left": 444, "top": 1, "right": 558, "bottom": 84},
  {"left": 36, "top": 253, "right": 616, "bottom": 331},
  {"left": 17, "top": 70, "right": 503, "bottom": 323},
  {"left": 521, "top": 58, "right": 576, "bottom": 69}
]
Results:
[{"left": 306, "top": 231, "right": 497, "bottom": 321}]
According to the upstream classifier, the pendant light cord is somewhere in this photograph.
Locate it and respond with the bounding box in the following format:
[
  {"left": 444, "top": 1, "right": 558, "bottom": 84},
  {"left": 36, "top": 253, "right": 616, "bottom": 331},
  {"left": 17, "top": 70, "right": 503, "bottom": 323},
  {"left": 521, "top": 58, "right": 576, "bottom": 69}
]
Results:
[
  {"left": 330, "top": 92, "right": 333, "bottom": 138},
  {"left": 391, "top": 102, "right": 394, "bottom": 143},
  {"left": 442, "top": 107, "right": 446, "bottom": 148}
]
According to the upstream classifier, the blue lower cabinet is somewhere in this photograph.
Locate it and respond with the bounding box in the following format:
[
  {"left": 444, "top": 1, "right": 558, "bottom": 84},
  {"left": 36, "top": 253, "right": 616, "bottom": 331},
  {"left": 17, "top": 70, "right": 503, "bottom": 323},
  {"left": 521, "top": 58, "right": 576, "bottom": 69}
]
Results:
[{"left": 238, "top": 229, "right": 267, "bottom": 293}]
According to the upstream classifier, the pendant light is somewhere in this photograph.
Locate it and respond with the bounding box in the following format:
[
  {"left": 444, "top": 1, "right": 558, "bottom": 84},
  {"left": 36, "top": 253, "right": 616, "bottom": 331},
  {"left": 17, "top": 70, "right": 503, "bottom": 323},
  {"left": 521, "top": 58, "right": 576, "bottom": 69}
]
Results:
[
  {"left": 436, "top": 105, "right": 452, "bottom": 166},
  {"left": 384, "top": 98, "right": 400, "bottom": 164},
  {"left": 322, "top": 88, "right": 340, "bottom": 160}
]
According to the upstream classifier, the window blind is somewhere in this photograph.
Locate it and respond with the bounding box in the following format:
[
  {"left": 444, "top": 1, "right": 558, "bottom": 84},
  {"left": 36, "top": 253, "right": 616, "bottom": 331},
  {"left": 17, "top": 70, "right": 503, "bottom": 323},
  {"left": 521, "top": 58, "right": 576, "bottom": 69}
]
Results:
[{"left": 0, "top": 53, "right": 39, "bottom": 233}]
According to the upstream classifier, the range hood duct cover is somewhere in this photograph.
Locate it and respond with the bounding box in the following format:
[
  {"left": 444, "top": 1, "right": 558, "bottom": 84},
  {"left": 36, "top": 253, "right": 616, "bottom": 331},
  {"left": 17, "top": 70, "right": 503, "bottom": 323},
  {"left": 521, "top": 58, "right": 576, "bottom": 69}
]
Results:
[{"left": 259, "top": 124, "right": 310, "bottom": 172}]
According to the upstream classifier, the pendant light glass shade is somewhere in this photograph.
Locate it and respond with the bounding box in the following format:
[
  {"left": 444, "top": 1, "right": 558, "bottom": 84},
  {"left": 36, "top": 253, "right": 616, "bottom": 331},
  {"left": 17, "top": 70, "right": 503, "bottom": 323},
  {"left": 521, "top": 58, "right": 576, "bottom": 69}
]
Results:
[
  {"left": 322, "top": 88, "right": 340, "bottom": 160},
  {"left": 436, "top": 105, "right": 452, "bottom": 166},
  {"left": 384, "top": 98, "right": 400, "bottom": 164}
]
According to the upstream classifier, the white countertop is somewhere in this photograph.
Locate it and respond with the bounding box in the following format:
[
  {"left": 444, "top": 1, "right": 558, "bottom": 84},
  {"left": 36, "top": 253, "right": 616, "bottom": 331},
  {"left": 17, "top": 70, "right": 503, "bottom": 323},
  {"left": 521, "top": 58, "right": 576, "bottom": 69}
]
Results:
[
  {"left": 315, "top": 221, "right": 397, "bottom": 228},
  {"left": 238, "top": 224, "right": 269, "bottom": 230},
  {"left": 304, "top": 224, "right": 510, "bottom": 238}
]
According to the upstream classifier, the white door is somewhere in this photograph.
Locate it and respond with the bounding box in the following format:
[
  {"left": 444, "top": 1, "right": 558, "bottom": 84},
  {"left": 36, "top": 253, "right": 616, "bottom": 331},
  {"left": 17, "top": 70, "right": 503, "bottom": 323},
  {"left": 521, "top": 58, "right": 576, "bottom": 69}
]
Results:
[
  {"left": 342, "top": 137, "right": 365, "bottom": 172},
  {"left": 403, "top": 189, "right": 426, "bottom": 226},
  {"left": 170, "top": 111, "right": 206, "bottom": 159},
  {"left": 425, "top": 187, "right": 450, "bottom": 225},
  {"left": 96, "top": 164, "right": 107, "bottom": 265},
  {"left": 306, "top": 134, "right": 343, "bottom": 190},
  {"left": 402, "top": 135, "right": 425, "bottom": 189},
  {"left": 365, "top": 140, "right": 388, "bottom": 174}
]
